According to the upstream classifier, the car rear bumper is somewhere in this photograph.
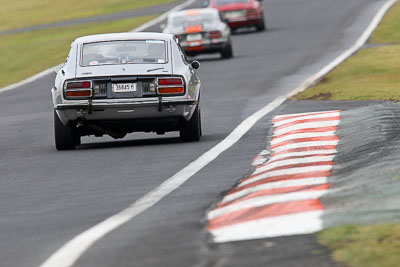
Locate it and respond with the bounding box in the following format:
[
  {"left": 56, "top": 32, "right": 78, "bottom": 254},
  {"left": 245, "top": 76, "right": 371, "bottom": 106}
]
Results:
[
  {"left": 181, "top": 38, "right": 228, "bottom": 55},
  {"left": 228, "top": 18, "right": 262, "bottom": 28},
  {"left": 55, "top": 98, "right": 198, "bottom": 125}
]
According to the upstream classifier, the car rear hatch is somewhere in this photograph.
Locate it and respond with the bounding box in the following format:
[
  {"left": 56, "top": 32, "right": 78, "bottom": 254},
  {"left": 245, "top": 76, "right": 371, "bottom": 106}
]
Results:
[
  {"left": 174, "top": 24, "right": 224, "bottom": 48},
  {"left": 64, "top": 39, "right": 188, "bottom": 100},
  {"left": 75, "top": 62, "right": 173, "bottom": 78},
  {"left": 66, "top": 62, "right": 185, "bottom": 100}
]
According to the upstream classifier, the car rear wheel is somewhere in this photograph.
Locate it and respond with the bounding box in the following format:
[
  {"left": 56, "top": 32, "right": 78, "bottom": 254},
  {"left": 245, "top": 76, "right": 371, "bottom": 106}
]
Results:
[
  {"left": 54, "top": 110, "right": 78, "bottom": 150},
  {"left": 256, "top": 16, "right": 266, "bottom": 32},
  {"left": 221, "top": 42, "right": 233, "bottom": 59},
  {"left": 180, "top": 105, "right": 201, "bottom": 142}
]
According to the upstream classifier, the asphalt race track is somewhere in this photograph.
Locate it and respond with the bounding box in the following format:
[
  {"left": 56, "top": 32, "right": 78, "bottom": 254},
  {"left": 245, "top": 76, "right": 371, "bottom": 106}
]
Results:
[{"left": 0, "top": 0, "right": 391, "bottom": 266}]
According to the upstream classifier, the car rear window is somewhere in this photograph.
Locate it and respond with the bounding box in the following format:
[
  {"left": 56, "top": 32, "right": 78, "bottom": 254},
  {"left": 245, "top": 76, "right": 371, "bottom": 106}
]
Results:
[
  {"left": 215, "top": 0, "right": 249, "bottom": 6},
  {"left": 81, "top": 40, "right": 167, "bottom": 66},
  {"left": 172, "top": 14, "right": 217, "bottom": 28}
]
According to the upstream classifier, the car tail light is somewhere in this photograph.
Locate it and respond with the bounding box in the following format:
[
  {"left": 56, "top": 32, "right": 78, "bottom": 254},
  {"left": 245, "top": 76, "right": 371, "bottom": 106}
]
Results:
[
  {"left": 65, "top": 90, "right": 92, "bottom": 97},
  {"left": 66, "top": 81, "right": 91, "bottom": 89},
  {"left": 158, "top": 87, "right": 184, "bottom": 94},
  {"left": 157, "top": 78, "right": 184, "bottom": 95},
  {"left": 174, "top": 34, "right": 180, "bottom": 40},
  {"left": 247, "top": 9, "right": 258, "bottom": 16},
  {"left": 64, "top": 80, "right": 92, "bottom": 98},
  {"left": 209, "top": 31, "right": 222, "bottom": 39},
  {"left": 158, "top": 78, "right": 183, "bottom": 86}
]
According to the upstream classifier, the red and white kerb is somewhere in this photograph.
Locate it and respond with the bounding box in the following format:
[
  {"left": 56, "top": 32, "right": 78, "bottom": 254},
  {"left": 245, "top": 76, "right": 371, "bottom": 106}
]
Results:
[{"left": 207, "top": 110, "right": 341, "bottom": 243}]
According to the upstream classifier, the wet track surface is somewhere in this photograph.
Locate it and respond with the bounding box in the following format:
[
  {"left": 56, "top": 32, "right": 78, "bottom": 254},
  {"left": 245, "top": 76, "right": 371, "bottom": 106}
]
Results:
[{"left": 0, "top": 0, "right": 392, "bottom": 266}]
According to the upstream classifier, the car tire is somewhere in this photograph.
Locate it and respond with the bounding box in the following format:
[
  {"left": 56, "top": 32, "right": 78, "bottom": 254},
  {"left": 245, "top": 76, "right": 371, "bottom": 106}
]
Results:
[
  {"left": 256, "top": 16, "right": 266, "bottom": 32},
  {"left": 221, "top": 42, "right": 233, "bottom": 59},
  {"left": 54, "top": 110, "right": 77, "bottom": 150},
  {"left": 180, "top": 105, "right": 201, "bottom": 142}
]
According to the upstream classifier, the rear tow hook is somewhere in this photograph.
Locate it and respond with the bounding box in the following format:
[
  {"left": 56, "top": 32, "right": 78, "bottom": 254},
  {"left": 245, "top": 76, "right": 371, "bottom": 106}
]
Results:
[{"left": 158, "top": 96, "right": 162, "bottom": 112}]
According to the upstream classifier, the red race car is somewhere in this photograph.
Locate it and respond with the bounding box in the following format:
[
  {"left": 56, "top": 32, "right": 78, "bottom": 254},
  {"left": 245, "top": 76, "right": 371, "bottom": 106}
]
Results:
[{"left": 204, "top": 0, "right": 266, "bottom": 32}]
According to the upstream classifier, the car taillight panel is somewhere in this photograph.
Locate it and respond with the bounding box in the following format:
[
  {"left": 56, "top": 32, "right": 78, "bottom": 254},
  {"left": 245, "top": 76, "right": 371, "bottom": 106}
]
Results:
[
  {"left": 65, "top": 81, "right": 91, "bottom": 89},
  {"left": 209, "top": 31, "right": 222, "bottom": 39},
  {"left": 247, "top": 9, "right": 258, "bottom": 16},
  {"left": 157, "top": 77, "right": 185, "bottom": 95},
  {"left": 158, "top": 78, "right": 183, "bottom": 86},
  {"left": 158, "top": 87, "right": 185, "bottom": 94},
  {"left": 64, "top": 80, "right": 93, "bottom": 98},
  {"left": 65, "top": 90, "right": 92, "bottom": 97}
]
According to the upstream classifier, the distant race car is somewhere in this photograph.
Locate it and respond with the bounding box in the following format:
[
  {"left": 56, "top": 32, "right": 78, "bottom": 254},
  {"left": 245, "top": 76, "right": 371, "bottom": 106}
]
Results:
[
  {"left": 51, "top": 32, "right": 202, "bottom": 150},
  {"left": 204, "top": 0, "right": 266, "bottom": 32},
  {"left": 163, "top": 8, "right": 233, "bottom": 58}
]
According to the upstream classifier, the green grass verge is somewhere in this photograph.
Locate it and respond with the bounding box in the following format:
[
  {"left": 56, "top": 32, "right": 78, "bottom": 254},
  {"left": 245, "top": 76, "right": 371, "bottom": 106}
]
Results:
[
  {"left": 0, "top": 15, "right": 157, "bottom": 88},
  {"left": 293, "top": 2, "right": 400, "bottom": 101},
  {"left": 319, "top": 224, "right": 400, "bottom": 267},
  {"left": 370, "top": 1, "right": 400, "bottom": 43},
  {"left": 0, "top": 0, "right": 175, "bottom": 32}
]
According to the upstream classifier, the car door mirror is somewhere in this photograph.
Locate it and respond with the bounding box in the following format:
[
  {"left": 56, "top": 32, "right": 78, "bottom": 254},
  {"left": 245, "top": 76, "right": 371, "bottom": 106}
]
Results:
[
  {"left": 191, "top": 61, "right": 200, "bottom": 70},
  {"left": 202, "top": 0, "right": 209, "bottom": 8}
]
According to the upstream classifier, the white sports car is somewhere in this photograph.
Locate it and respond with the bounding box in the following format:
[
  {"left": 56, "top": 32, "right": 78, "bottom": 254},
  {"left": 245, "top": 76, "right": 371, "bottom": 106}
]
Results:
[
  {"left": 163, "top": 8, "right": 233, "bottom": 58},
  {"left": 51, "top": 32, "right": 201, "bottom": 150}
]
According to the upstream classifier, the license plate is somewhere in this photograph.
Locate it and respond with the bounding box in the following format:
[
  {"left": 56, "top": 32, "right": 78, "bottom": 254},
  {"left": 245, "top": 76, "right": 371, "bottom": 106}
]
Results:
[
  {"left": 187, "top": 33, "right": 202, "bottom": 41},
  {"left": 188, "top": 41, "right": 202, "bottom": 47},
  {"left": 112, "top": 83, "right": 137, "bottom": 93},
  {"left": 225, "top": 11, "right": 244, "bottom": 19}
]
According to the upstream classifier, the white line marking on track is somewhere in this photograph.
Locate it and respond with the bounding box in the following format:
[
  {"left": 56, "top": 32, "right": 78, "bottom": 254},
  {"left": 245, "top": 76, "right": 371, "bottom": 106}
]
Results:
[
  {"left": 253, "top": 155, "right": 335, "bottom": 174},
  {"left": 222, "top": 177, "right": 329, "bottom": 203},
  {"left": 274, "top": 121, "right": 340, "bottom": 136},
  {"left": 39, "top": 0, "right": 398, "bottom": 264},
  {"left": 208, "top": 190, "right": 327, "bottom": 220},
  {"left": 252, "top": 157, "right": 268, "bottom": 166},
  {"left": 269, "top": 150, "right": 337, "bottom": 162},
  {"left": 271, "top": 131, "right": 336, "bottom": 145},
  {"left": 273, "top": 110, "right": 340, "bottom": 121},
  {"left": 239, "top": 165, "right": 333, "bottom": 187},
  {"left": 210, "top": 210, "right": 324, "bottom": 243},
  {"left": 272, "top": 140, "right": 339, "bottom": 152},
  {"left": 273, "top": 112, "right": 340, "bottom": 127},
  {"left": 0, "top": 64, "right": 63, "bottom": 95},
  {"left": 285, "top": 0, "right": 398, "bottom": 98}
]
